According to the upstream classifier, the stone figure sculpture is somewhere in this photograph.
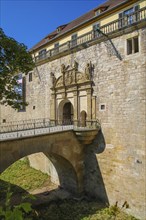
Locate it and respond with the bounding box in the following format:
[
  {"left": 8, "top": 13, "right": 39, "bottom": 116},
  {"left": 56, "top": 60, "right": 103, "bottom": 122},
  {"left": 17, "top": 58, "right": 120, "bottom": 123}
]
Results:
[
  {"left": 50, "top": 72, "right": 56, "bottom": 87},
  {"left": 85, "top": 61, "right": 94, "bottom": 80},
  {"left": 61, "top": 64, "right": 66, "bottom": 73},
  {"left": 74, "top": 61, "right": 78, "bottom": 71},
  {"left": 85, "top": 63, "right": 91, "bottom": 80}
]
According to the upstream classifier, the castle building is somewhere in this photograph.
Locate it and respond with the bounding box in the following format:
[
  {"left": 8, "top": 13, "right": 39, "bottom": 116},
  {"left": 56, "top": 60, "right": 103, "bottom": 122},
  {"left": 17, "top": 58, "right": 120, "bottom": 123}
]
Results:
[{"left": 1, "top": 0, "right": 146, "bottom": 219}]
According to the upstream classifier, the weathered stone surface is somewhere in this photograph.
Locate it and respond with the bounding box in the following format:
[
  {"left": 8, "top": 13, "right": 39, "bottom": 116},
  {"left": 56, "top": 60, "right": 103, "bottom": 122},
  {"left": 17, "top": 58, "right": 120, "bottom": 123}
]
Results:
[
  {"left": 0, "top": 130, "right": 84, "bottom": 194},
  {"left": 28, "top": 153, "right": 59, "bottom": 185},
  {"left": 0, "top": 28, "right": 146, "bottom": 219}
]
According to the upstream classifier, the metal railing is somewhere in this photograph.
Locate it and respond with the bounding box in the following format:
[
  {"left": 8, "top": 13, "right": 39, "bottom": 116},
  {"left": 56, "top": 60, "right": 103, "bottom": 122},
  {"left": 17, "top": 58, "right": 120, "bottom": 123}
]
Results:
[
  {"left": 35, "top": 7, "right": 146, "bottom": 62},
  {"left": 0, "top": 118, "right": 100, "bottom": 140},
  {"left": 0, "top": 118, "right": 100, "bottom": 133}
]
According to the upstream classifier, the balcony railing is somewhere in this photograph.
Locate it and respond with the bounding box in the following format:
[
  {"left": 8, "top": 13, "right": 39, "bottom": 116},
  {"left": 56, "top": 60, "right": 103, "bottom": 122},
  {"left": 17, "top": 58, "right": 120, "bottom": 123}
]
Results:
[{"left": 35, "top": 7, "right": 146, "bottom": 62}]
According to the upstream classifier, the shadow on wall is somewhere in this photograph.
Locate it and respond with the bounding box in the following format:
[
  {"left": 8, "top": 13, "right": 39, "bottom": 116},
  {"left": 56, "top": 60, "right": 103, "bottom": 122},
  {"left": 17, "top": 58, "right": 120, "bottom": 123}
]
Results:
[
  {"left": 45, "top": 153, "right": 78, "bottom": 195},
  {"left": 83, "top": 129, "right": 109, "bottom": 205}
]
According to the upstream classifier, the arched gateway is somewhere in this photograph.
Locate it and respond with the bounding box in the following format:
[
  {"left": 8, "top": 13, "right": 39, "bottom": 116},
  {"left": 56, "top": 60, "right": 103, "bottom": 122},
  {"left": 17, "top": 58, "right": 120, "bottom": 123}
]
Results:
[
  {"left": 58, "top": 100, "right": 74, "bottom": 125},
  {"left": 50, "top": 61, "right": 96, "bottom": 126}
]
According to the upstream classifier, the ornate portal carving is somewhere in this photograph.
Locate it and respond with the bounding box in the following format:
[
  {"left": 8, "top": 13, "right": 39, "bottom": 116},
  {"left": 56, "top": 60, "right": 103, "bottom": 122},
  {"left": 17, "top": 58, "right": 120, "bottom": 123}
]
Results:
[
  {"left": 50, "top": 61, "right": 96, "bottom": 124},
  {"left": 54, "top": 61, "right": 94, "bottom": 88}
]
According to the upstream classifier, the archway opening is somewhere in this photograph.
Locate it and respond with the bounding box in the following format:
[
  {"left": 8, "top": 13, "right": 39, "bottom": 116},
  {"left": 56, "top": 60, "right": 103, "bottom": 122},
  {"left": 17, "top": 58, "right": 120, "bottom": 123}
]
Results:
[
  {"left": 62, "top": 102, "right": 74, "bottom": 125},
  {"left": 0, "top": 151, "right": 79, "bottom": 196},
  {"left": 80, "top": 111, "right": 87, "bottom": 127}
]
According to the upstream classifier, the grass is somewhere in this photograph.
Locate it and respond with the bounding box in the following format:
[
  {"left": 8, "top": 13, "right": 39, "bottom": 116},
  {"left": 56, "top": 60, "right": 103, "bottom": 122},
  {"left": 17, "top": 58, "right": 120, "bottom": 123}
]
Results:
[
  {"left": 0, "top": 158, "right": 48, "bottom": 191},
  {"left": 33, "top": 199, "right": 139, "bottom": 220},
  {"left": 0, "top": 159, "right": 140, "bottom": 220}
]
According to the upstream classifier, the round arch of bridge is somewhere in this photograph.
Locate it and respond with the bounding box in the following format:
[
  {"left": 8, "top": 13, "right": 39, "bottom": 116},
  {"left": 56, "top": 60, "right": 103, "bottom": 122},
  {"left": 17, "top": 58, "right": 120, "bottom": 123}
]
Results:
[
  {"left": 0, "top": 131, "right": 84, "bottom": 195},
  {"left": 1, "top": 151, "right": 79, "bottom": 195},
  {"left": 46, "top": 153, "right": 78, "bottom": 194},
  {"left": 58, "top": 99, "right": 74, "bottom": 125}
]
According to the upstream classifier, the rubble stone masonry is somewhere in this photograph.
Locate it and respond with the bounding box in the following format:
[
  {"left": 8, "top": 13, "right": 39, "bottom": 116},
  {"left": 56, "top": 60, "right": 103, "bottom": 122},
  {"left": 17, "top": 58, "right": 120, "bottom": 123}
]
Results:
[{"left": 0, "top": 28, "right": 146, "bottom": 219}]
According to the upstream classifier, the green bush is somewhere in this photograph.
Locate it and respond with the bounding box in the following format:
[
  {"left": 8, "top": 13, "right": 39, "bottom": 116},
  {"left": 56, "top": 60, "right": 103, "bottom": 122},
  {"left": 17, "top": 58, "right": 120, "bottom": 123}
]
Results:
[{"left": 0, "top": 185, "right": 33, "bottom": 220}]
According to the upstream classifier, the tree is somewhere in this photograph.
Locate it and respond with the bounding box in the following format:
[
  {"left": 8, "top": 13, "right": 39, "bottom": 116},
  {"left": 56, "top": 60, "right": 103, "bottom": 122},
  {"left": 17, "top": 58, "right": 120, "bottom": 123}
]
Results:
[{"left": 0, "top": 28, "right": 35, "bottom": 109}]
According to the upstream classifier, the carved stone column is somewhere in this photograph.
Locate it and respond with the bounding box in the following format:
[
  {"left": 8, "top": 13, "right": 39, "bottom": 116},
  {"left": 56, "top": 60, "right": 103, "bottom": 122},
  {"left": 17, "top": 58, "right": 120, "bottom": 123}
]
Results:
[
  {"left": 73, "top": 91, "right": 78, "bottom": 126},
  {"left": 50, "top": 93, "right": 56, "bottom": 125},
  {"left": 86, "top": 89, "right": 92, "bottom": 126},
  {"left": 92, "top": 96, "right": 96, "bottom": 119}
]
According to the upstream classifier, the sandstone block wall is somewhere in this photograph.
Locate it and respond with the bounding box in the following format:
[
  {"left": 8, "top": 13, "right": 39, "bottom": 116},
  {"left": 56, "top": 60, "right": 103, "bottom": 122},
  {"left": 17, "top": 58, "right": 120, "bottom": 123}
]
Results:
[{"left": 1, "top": 28, "right": 145, "bottom": 219}]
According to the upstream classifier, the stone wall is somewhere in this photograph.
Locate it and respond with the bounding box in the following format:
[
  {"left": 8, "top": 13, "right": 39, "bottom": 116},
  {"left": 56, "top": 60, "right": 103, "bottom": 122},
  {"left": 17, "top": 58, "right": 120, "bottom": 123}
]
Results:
[
  {"left": 28, "top": 153, "right": 59, "bottom": 185},
  {"left": 1, "top": 28, "right": 145, "bottom": 219}
]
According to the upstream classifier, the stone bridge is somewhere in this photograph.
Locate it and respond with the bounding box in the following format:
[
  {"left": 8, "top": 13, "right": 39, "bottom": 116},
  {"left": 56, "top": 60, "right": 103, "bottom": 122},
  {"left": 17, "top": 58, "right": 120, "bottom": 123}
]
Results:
[{"left": 0, "top": 126, "right": 99, "bottom": 194}]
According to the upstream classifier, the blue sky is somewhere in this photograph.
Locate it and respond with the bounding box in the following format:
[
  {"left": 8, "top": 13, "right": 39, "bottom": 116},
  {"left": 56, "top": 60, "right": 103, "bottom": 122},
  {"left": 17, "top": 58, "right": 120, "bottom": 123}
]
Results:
[{"left": 0, "top": 0, "right": 106, "bottom": 49}]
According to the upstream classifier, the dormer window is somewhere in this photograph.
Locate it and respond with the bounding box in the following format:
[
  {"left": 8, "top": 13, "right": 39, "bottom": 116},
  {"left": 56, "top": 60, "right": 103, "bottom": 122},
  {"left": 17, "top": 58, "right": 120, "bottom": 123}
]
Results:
[
  {"left": 57, "top": 27, "right": 61, "bottom": 33},
  {"left": 95, "top": 9, "right": 101, "bottom": 16},
  {"left": 94, "top": 6, "right": 109, "bottom": 16},
  {"left": 56, "top": 24, "right": 68, "bottom": 33}
]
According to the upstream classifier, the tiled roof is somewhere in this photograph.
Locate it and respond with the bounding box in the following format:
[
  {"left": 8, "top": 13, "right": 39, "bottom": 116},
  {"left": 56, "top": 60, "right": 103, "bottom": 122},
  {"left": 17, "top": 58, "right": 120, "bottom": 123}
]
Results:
[{"left": 30, "top": 0, "right": 128, "bottom": 51}]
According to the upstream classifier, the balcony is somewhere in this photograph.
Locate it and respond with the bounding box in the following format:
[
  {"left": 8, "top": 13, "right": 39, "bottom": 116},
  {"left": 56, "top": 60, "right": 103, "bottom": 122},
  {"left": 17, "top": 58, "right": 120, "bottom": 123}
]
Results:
[{"left": 35, "top": 7, "right": 146, "bottom": 63}]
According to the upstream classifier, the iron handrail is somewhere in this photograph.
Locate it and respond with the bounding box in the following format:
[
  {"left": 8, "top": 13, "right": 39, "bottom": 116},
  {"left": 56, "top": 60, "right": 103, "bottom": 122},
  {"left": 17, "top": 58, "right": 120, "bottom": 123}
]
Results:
[{"left": 0, "top": 119, "right": 100, "bottom": 134}]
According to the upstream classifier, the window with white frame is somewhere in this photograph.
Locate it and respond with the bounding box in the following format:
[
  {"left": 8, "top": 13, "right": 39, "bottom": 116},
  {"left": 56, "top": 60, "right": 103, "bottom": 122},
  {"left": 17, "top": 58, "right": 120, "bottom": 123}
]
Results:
[
  {"left": 127, "top": 36, "right": 139, "bottom": 55},
  {"left": 99, "top": 103, "right": 106, "bottom": 111}
]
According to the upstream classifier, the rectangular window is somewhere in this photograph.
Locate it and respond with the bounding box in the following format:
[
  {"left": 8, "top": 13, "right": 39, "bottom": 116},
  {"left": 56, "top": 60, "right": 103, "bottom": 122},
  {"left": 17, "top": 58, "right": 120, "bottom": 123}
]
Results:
[
  {"left": 20, "top": 76, "right": 26, "bottom": 111},
  {"left": 15, "top": 74, "right": 26, "bottom": 111},
  {"left": 134, "top": 5, "right": 140, "bottom": 22},
  {"left": 134, "top": 37, "right": 139, "bottom": 53},
  {"left": 93, "top": 23, "right": 100, "bottom": 38},
  {"left": 127, "top": 36, "right": 139, "bottom": 55},
  {"left": 71, "top": 34, "right": 77, "bottom": 47},
  {"left": 127, "top": 39, "right": 132, "bottom": 55},
  {"left": 39, "top": 49, "right": 46, "bottom": 59},
  {"left": 99, "top": 103, "right": 106, "bottom": 111},
  {"left": 119, "top": 5, "right": 139, "bottom": 28},
  {"left": 54, "top": 42, "right": 59, "bottom": 54},
  {"left": 124, "top": 8, "right": 134, "bottom": 25},
  {"left": 29, "top": 72, "right": 32, "bottom": 82},
  {"left": 101, "top": 104, "right": 105, "bottom": 110}
]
